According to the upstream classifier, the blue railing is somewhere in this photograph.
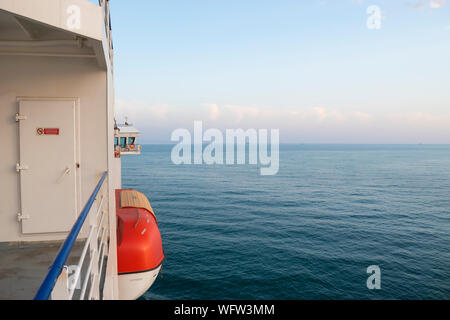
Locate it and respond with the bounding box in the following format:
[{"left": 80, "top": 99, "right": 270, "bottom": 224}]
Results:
[{"left": 34, "top": 172, "right": 108, "bottom": 300}]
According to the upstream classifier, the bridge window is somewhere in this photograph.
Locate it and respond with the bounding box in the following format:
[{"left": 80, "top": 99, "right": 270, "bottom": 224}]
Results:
[{"left": 120, "top": 137, "right": 127, "bottom": 148}]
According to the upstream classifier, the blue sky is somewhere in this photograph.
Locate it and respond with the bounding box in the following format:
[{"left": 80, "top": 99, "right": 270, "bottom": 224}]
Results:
[{"left": 106, "top": 0, "right": 450, "bottom": 143}]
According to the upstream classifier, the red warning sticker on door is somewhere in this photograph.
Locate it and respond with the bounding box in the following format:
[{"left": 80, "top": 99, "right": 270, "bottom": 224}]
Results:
[
  {"left": 44, "top": 128, "right": 59, "bottom": 135},
  {"left": 37, "top": 128, "right": 59, "bottom": 135}
]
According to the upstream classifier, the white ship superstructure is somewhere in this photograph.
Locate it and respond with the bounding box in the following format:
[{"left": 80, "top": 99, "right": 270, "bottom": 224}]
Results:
[{"left": 0, "top": 0, "right": 164, "bottom": 300}]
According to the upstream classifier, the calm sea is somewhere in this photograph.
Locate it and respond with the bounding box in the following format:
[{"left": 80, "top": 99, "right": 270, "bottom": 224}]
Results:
[{"left": 122, "top": 144, "right": 450, "bottom": 300}]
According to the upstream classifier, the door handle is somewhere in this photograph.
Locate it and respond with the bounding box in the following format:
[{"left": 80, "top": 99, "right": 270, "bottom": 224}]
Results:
[{"left": 57, "top": 166, "right": 72, "bottom": 183}]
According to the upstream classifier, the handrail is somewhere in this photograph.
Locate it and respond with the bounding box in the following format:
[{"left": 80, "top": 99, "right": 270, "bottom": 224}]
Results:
[
  {"left": 68, "top": 195, "right": 105, "bottom": 299},
  {"left": 34, "top": 171, "right": 108, "bottom": 300}
]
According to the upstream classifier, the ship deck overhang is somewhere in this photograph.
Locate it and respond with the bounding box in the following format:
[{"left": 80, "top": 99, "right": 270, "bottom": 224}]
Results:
[{"left": 0, "top": 0, "right": 110, "bottom": 69}]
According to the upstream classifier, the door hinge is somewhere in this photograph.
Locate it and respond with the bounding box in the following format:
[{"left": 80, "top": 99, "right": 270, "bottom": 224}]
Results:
[
  {"left": 16, "top": 163, "right": 29, "bottom": 172},
  {"left": 17, "top": 213, "right": 30, "bottom": 222},
  {"left": 15, "top": 113, "right": 27, "bottom": 122}
]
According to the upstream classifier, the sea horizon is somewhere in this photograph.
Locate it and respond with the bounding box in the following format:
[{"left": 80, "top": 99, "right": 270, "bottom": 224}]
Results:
[{"left": 123, "top": 144, "right": 450, "bottom": 300}]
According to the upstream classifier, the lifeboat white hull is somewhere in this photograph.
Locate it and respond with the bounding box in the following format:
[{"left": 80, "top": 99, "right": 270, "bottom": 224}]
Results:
[{"left": 118, "top": 265, "right": 162, "bottom": 300}]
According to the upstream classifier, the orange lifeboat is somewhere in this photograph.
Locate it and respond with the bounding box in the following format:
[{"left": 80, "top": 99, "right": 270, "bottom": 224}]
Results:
[{"left": 116, "top": 189, "right": 165, "bottom": 300}]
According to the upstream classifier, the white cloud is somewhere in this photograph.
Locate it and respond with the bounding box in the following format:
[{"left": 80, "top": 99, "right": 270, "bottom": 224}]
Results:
[
  {"left": 115, "top": 100, "right": 169, "bottom": 122},
  {"left": 203, "top": 103, "right": 220, "bottom": 121},
  {"left": 115, "top": 101, "right": 450, "bottom": 143},
  {"left": 412, "top": 0, "right": 446, "bottom": 8},
  {"left": 430, "top": 0, "right": 446, "bottom": 8}
]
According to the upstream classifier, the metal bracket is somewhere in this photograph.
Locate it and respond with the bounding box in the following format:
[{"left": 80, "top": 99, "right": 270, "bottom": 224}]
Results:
[
  {"left": 15, "top": 113, "right": 27, "bottom": 122},
  {"left": 17, "top": 213, "right": 30, "bottom": 222},
  {"left": 16, "top": 163, "right": 29, "bottom": 172}
]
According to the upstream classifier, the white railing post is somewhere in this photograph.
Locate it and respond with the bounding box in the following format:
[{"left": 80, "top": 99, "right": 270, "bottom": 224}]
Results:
[
  {"left": 51, "top": 176, "right": 109, "bottom": 300},
  {"left": 35, "top": 172, "right": 109, "bottom": 300},
  {"left": 65, "top": 181, "right": 110, "bottom": 300}
]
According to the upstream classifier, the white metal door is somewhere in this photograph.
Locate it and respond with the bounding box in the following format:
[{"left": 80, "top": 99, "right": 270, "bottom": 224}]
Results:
[{"left": 18, "top": 99, "right": 78, "bottom": 234}]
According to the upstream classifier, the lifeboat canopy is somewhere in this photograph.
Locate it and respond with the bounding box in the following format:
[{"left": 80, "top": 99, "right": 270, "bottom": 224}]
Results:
[{"left": 116, "top": 189, "right": 164, "bottom": 300}]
